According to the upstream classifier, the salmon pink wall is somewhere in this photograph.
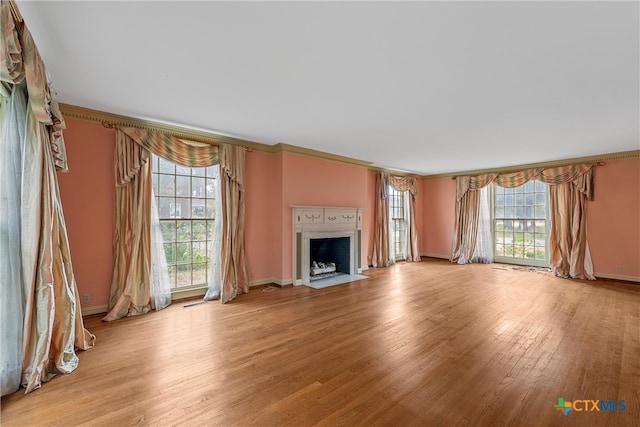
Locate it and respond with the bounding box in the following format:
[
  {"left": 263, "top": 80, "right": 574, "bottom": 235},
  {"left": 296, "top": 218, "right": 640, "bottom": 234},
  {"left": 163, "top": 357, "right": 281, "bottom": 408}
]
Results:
[
  {"left": 280, "top": 153, "right": 369, "bottom": 282},
  {"left": 244, "top": 150, "right": 282, "bottom": 282},
  {"left": 57, "top": 118, "right": 115, "bottom": 309},
  {"left": 421, "top": 177, "right": 456, "bottom": 258},
  {"left": 588, "top": 158, "right": 640, "bottom": 279}
]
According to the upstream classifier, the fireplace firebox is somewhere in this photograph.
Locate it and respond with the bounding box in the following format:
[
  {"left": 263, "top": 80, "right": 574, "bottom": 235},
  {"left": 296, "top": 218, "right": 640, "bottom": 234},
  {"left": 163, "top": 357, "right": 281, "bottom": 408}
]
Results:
[{"left": 310, "top": 237, "right": 350, "bottom": 281}]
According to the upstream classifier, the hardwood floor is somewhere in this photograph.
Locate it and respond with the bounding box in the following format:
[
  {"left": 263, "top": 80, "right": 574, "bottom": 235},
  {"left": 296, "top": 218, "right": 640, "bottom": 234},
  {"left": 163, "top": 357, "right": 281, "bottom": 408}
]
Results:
[{"left": 2, "top": 258, "right": 639, "bottom": 426}]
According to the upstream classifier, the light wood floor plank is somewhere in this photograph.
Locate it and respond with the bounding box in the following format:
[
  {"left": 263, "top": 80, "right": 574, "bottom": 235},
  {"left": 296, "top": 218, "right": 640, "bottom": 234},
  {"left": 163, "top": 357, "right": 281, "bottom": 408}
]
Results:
[{"left": 2, "top": 259, "right": 639, "bottom": 426}]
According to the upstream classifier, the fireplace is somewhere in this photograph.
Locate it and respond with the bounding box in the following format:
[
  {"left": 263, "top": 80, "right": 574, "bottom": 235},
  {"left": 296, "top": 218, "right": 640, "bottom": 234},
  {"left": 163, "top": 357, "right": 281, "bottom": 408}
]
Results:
[{"left": 292, "top": 206, "right": 363, "bottom": 286}]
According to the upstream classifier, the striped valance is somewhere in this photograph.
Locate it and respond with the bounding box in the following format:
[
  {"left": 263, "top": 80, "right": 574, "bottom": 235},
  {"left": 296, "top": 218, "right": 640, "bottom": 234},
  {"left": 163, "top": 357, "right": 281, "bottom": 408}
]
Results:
[
  {"left": 118, "top": 126, "right": 219, "bottom": 168},
  {"left": 388, "top": 174, "right": 418, "bottom": 196},
  {"left": 456, "top": 163, "right": 595, "bottom": 200}
]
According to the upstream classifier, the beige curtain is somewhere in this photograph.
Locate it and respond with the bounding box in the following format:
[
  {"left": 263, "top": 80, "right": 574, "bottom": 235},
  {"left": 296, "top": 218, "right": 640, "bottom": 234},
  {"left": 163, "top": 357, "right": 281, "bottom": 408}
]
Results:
[
  {"left": 104, "top": 128, "right": 222, "bottom": 320},
  {"left": 406, "top": 196, "right": 421, "bottom": 262},
  {"left": 219, "top": 144, "right": 249, "bottom": 303},
  {"left": 548, "top": 169, "right": 595, "bottom": 279},
  {"left": 450, "top": 174, "right": 497, "bottom": 263},
  {"left": 450, "top": 164, "right": 595, "bottom": 279},
  {"left": 102, "top": 132, "right": 152, "bottom": 321},
  {"left": 21, "top": 109, "right": 95, "bottom": 393},
  {"left": 450, "top": 184, "right": 482, "bottom": 264},
  {"left": 371, "top": 173, "right": 390, "bottom": 267},
  {"left": 1, "top": 82, "right": 25, "bottom": 397},
  {"left": 1, "top": 0, "right": 95, "bottom": 394}
]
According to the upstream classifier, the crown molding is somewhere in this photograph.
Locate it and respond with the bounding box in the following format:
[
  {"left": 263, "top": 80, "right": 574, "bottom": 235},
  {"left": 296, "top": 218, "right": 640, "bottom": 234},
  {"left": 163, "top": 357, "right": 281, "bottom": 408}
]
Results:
[
  {"left": 59, "top": 103, "right": 374, "bottom": 168},
  {"left": 422, "top": 150, "right": 640, "bottom": 180},
  {"left": 368, "top": 165, "right": 422, "bottom": 178},
  {"left": 59, "top": 103, "right": 272, "bottom": 151},
  {"left": 272, "top": 143, "right": 373, "bottom": 168}
]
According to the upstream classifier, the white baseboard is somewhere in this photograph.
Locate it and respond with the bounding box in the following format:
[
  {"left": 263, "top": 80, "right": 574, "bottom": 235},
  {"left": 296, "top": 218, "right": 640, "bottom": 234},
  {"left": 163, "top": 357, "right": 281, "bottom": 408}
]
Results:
[
  {"left": 595, "top": 273, "right": 640, "bottom": 283},
  {"left": 361, "top": 265, "right": 369, "bottom": 271},
  {"left": 421, "top": 253, "right": 450, "bottom": 260},
  {"left": 81, "top": 304, "right": 108, "bottom": 316},
  {"left": 249, "top": 277, "right": 292, "bottom": 287},
  {"left": 272, "top": 278, "right": 293, "bottom": 287},
  {"left": 249, "top": 278, "right": 273, "bottom": 287}
]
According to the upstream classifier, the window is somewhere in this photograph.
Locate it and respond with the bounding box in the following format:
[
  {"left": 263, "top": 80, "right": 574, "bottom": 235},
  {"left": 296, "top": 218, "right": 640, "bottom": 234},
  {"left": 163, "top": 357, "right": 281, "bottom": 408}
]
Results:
[
  {"left": 493, "top": 180, "right": 549, "bottom": 267},
  {"left": 151, "top": 154, "right": 218, "bottom": 290},
  {"left": 388, "top": 185, "right": 406, "bottom": 260}
]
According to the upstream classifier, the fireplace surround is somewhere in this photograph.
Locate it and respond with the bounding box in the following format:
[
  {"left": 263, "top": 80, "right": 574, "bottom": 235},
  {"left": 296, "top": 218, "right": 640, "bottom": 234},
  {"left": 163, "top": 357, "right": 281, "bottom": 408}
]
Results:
[{"left": 292, "top": 206, "right": 363, "bottom": 286}]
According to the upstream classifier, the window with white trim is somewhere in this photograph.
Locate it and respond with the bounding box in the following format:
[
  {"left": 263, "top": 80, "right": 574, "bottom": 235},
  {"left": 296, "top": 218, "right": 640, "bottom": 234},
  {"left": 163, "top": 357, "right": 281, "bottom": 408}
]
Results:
[
  {"left": 151, "top": 154, "right": 217, "bottom": 290},
  {"left": 388, "top": 185, "right": 407, "bottom": 261},
  {"left": 493, "top": 180, "right": 549, "bottom": 267}
]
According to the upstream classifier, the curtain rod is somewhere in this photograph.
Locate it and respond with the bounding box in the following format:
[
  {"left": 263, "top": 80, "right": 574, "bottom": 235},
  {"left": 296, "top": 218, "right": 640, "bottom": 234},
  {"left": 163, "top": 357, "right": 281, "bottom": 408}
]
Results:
[
  {"left": 8, "top": 0, "right": 23, "bottom": 23},
  {"left": 450, "top": 162, "right": 605, "bottom": 179},
  {"left": 101, "top": 121, "right": 253, "bottom": 152}
]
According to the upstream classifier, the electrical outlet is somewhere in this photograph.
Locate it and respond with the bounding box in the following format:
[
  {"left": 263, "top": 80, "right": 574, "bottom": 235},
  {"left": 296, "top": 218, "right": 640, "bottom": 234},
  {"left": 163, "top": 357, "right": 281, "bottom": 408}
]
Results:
[
  {"left": 615, "top": 266, "right": 621, "bottom": 273},
  {"left": 83, "top": 294, "right": 90, "bottom": 303}
]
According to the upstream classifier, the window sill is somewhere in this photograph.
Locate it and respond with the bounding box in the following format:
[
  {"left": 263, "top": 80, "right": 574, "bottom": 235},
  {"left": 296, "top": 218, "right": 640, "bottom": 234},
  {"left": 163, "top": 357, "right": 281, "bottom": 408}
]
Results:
[
  {"left": 493, "top": 256, "right": 550, "bottom": 268},
  {"left": 171, "top": 286, "right": 207, "bottom": 301}
]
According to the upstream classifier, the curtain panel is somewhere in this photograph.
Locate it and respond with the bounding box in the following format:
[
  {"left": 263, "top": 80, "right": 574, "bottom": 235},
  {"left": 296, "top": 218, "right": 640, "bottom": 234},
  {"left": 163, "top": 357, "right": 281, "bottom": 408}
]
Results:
[
  {"left": 1, "top": 84, "right": 26, "bottom": 396},
  {"left": 371, "top": 173, "right": 390, "bottom": 267},
  {"left": 103, "top": 132, "right": 153, "bottom": 321},
  {"left": 204, "top": 168, "right": 223, "bottom": 301},
  {"left": 472, "top": 187, "right": 494, "bottom": 264},
  {"left": 548, "top": 172, "right": 594, "bottom": 280},
  {"left": 450, "top": 164, "right": 595, "bottom": 279},
  {"left": 21, "top": 108, "right": 96, "bottom": 393},
  {"left": 1, "top": 0, "right": 94, "bottom": 395},
  {"left": 219, "top": 144, "right": 249, "bottom": 303},
  {"left": 149, "top": 190, "right": 172, "bottom": 310},
  {"left": 450, "top": 187, "right": 482, "bottom": 264}
]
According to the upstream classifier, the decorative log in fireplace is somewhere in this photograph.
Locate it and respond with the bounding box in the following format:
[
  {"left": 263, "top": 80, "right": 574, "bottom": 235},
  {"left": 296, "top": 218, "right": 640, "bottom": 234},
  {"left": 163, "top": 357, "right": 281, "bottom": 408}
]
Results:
[{"left": 311, "top": 261, "right": 337, "bottom": 276}]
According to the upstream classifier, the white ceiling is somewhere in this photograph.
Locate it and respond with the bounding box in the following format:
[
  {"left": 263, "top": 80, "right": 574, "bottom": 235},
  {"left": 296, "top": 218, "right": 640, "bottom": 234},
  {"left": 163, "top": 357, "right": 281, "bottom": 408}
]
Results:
[{"left": 17, "top": 1, "right": 640, "bottom": 175}]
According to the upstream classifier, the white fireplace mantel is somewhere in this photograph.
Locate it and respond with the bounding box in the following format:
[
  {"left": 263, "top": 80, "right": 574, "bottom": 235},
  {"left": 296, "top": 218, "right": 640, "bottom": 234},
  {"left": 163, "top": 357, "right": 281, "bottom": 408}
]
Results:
[{"left": 292, "top": 206, "right": 363, "bottom": 285}]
